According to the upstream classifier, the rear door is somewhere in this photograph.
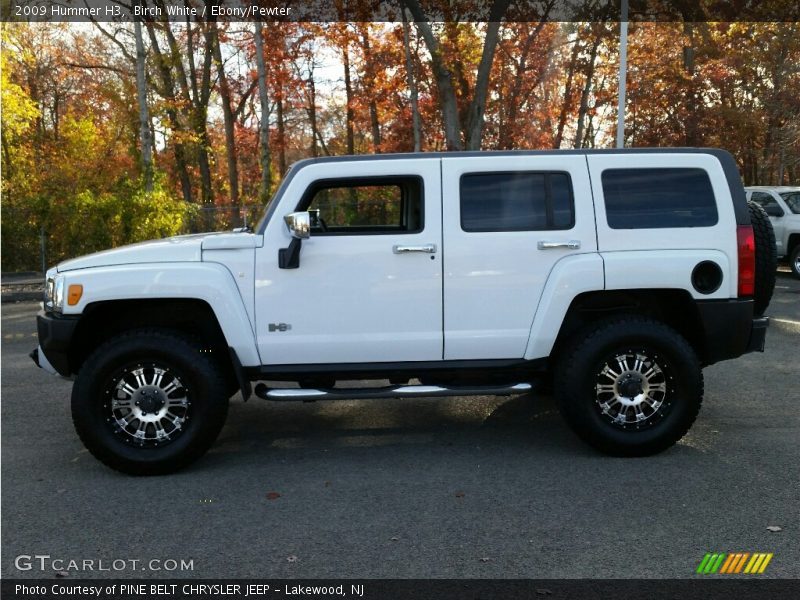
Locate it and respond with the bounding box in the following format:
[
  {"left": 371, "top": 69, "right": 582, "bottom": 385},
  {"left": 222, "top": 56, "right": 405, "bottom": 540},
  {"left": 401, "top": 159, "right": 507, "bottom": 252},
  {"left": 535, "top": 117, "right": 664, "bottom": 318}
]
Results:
[{"left": 441, "top": 154, "right": 596, "bottom": 359}]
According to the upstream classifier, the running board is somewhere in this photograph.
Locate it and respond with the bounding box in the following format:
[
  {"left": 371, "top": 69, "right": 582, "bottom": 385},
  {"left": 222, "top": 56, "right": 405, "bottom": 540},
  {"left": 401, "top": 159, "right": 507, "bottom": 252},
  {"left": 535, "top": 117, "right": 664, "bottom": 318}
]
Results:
[{"left": 253, "top": 382, "right": 534, "bottom": 402}]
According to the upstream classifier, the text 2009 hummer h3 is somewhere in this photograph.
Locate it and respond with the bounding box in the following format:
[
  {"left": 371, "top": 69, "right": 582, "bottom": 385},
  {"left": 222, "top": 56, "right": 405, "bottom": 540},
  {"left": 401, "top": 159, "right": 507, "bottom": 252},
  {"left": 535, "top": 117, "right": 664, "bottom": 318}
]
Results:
[{"left": 32, "top": 149, "right": 776, "bottom": 475}]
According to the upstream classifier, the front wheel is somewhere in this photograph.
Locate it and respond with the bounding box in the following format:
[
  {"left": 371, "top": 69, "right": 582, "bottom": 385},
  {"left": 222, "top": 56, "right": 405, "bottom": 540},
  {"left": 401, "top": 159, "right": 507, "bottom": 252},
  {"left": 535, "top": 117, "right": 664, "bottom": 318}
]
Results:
[
  {"left": 554, "top": 317, "right": 703, "bottom": 456},
  {"left": 71, "top": 330, "right": 229, "bottom": 475},
  {"left": 790, "top": 245, "right": 800, "bottom": 279}
]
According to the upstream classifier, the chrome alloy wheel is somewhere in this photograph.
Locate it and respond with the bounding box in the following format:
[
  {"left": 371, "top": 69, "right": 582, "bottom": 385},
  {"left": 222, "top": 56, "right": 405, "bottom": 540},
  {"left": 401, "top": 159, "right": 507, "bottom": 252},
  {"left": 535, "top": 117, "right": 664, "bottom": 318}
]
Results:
[
  {"left": 103, "top": 363, "right": 191, "bottom": 447},
  {"left": 594, "top": 350, "right": 672, "bottom": 429}
]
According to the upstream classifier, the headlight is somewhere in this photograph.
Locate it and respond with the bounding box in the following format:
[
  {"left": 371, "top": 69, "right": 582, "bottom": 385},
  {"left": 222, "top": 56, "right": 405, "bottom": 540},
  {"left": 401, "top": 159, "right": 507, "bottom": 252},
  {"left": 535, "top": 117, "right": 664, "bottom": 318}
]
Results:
[
  {"left": 45, "top": 275, "right": 65, "bottom": 312},
  {"left": 44, "top": 277, "right": 55, "bottom": 310}
]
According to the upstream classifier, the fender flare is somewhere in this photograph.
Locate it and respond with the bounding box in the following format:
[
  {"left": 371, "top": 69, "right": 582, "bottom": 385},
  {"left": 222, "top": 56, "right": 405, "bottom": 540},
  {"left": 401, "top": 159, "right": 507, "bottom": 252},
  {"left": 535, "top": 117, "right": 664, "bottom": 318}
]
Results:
[{"left": 58, "top": 262, "right": 261, "bottom": 367}]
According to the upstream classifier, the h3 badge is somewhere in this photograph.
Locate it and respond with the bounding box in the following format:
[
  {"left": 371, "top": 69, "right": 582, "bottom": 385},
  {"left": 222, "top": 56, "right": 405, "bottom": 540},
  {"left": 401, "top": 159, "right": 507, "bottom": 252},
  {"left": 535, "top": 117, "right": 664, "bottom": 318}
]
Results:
[{"left": 268, "top": 323, "right": 292, "bottom": 332}]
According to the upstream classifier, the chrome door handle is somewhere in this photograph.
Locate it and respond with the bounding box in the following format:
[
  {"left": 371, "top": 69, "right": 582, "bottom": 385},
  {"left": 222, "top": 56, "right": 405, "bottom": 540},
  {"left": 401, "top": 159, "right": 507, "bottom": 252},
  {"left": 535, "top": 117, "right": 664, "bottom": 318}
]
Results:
[
  {"left": 537, "top": 240, "right": 581, "bottom": 250},
  {"left": 393, "top": 244, "right": 437, "bottom": 254}
]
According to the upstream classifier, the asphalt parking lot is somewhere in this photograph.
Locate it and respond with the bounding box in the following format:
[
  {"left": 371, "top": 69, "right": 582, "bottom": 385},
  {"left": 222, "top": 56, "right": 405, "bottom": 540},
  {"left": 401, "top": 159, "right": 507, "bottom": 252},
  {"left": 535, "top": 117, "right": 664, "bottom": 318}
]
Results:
[{"left": 2, "top": 273, "right": 798, "bottom": 579}]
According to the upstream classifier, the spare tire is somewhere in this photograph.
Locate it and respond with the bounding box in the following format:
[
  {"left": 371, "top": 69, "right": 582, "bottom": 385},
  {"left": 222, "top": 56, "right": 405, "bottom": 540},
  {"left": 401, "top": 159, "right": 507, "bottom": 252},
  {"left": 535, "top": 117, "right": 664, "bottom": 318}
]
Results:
[{"left": 748, "top": 200, "right": 777, "bottom": 317}]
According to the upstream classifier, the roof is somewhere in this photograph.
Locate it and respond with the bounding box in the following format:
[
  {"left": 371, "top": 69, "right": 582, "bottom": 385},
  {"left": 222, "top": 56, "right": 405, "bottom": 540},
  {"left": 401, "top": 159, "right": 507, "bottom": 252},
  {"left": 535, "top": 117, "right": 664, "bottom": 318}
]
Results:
[
  {"left": 745, "top": 186, "right": 800, "bottom": 191},
  {"left": 289, "top": 147, "right": 731, "bottom": 169}
]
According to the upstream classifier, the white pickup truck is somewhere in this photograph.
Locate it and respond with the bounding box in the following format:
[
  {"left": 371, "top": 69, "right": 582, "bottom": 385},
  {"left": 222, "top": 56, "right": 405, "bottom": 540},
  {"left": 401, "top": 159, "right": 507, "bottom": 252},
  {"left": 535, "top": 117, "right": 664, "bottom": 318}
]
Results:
[
  {"left": 32, "top": 149, "right": 775, "bottom": 474},
  {"left": 746, "top": 186, "right": 800, "bottom": 278}
]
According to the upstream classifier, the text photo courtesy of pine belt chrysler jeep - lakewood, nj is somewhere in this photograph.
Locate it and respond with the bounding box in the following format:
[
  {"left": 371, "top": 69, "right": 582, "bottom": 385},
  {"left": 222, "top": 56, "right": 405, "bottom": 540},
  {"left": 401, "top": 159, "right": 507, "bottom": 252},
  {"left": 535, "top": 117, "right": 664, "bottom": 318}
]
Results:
[{"left": 31, "top": 148, "right": 777, "bottom": 475}]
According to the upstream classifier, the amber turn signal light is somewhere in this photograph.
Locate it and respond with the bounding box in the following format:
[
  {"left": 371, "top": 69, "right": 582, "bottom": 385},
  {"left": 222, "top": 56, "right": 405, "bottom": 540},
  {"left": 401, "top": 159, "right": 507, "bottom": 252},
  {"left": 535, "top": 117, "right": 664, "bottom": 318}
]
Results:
[{"left": 67, "top": 284, "right": 83, "bottom": 306}]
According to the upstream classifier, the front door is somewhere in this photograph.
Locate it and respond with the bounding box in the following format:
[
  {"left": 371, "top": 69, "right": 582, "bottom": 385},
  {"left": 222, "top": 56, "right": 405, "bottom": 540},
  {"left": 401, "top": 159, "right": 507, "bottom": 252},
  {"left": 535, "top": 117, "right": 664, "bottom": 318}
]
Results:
[{"left": 255, "top": 158, "right": 443, "bottom": 365}]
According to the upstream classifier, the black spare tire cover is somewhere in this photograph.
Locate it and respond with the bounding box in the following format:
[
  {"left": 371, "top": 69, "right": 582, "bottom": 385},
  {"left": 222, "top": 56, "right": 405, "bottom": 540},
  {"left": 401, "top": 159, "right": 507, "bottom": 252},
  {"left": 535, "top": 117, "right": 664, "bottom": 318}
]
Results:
[{"left": 747, "top": 200, "right": 777, "bottom": 317}]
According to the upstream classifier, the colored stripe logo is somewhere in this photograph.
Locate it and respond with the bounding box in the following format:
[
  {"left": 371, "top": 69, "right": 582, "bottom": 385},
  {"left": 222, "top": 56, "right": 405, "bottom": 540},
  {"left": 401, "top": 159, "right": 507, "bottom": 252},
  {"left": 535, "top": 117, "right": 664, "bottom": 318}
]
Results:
[{"left": 696, "top": 552, "right": 773, "bottom": 574}]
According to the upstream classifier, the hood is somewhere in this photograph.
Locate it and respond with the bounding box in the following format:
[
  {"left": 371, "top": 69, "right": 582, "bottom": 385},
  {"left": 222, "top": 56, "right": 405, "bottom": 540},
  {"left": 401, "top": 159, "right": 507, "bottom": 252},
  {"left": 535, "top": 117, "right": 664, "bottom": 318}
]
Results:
[{"left": 57, "top": 232, "right": 220, "bottom": 272}]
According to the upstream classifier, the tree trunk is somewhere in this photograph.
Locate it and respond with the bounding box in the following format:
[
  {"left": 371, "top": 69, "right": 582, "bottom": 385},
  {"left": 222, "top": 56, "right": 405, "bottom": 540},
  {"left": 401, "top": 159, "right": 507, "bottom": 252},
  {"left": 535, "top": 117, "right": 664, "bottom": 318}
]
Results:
[
  {"left": 403, "top": 0, "right": 462, "bottom": 150},
  {"left": 465, "top": 12, "right": 509, "bottom": 150},
  {"left": 574, "top": 28, "right": 601, "bottom": 149},
  {"left": 253, "top": 22, "right": 272, "bottom": 201},
  {"left": 401, "top": 6, "right": 421, "bottom": 151},
  {"left": 143, "top": 20, "right": 193, "bottom": 203},
  {"left": 134, "top": 18, "right": 153, "bottom": 192},
  {"left": 276, "top": 94, "right": 287, "bottom": 175},
  {"left": 212, "top": 22, "right": 240, "bottom": 217},
  {"left": 197, "top": 20, "right": 215, "bottom": 207},
  {"left": 342, "top": 39, "right": 355, "bottom": 155},
  {"left": 554, "top": 31, "right": 582, "bottom": 149},
  {"left": 359, "top": 26, "right": 382, "bottom": 153},
  {"left": 306, "top": 72, "right": 330, "bottom": 156},
  {"left": 170, "top": 16, "right": 213, "bottom": 207}
]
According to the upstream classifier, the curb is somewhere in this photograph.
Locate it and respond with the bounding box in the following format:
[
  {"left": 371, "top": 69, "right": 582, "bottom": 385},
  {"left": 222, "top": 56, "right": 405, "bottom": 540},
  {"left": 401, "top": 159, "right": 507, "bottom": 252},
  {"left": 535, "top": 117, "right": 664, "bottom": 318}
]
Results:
[{"left": 2, "top": 291, "right": 42, "bottom": 304}]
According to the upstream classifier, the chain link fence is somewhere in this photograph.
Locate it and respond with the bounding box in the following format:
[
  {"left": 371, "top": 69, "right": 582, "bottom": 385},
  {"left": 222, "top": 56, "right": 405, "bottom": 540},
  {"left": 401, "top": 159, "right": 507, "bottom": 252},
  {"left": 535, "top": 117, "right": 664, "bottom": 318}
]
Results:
[{"left": 1, "top": 203, "right": 265, "bottom": 273}]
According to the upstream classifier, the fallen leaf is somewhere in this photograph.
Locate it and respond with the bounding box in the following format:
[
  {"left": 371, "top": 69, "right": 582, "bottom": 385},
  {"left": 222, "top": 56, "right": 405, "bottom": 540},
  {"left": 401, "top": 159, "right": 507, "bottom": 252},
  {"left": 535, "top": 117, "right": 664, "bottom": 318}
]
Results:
[
  {"left": 535, "top": 589, "right": 552, "bottom": 596},
  {"left": 57, "top": 489, "right": 66, "bottom": 494},
  {"left": 390, "top": 536, "right": 399, "bottom": 542},
  {"left": 766, "top": 525, "right": 782, "bottom": 532},
  {"left": 479, "top": 557, "right": 491, "bottom": 563},
  {"left": 324, "top": 481, "right": 331, "bottom": 487},
  {"left": 455, "top": 491, "right": 465, "bottom": 498},
  {"left": 286, "top": 555, "right": 298, "bottom": 563},
  {"left": 55, "top": 571, "right": 69, "bottom": 578},
  {"left": 266, "top": 492, "right": 281, "bottom": 500}
]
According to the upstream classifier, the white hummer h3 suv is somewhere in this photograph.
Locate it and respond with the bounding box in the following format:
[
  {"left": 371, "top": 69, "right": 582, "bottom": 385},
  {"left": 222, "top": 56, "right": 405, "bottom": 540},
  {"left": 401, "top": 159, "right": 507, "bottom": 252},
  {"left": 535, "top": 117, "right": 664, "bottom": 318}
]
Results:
[{"left": 32, "top": 149, "right": 776, "bottom": 474}]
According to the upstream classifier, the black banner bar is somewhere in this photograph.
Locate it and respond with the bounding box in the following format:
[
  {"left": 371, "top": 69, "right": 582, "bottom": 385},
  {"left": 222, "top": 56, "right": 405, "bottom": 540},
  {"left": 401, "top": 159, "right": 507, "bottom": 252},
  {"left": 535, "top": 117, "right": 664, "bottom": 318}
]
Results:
[
  {"left": 3, "top": 0, "right": 800, "bottom": 24},
  {"left": 3, "top": 579, "right": 800, "bottom": 600}
]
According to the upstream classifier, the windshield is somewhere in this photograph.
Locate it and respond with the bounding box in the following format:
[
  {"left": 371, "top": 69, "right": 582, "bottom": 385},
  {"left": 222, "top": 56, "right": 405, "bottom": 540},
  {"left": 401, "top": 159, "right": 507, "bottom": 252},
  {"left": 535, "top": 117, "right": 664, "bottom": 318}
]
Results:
[{"left": 779, "top": 191, "right": 800, "bottom": 214}]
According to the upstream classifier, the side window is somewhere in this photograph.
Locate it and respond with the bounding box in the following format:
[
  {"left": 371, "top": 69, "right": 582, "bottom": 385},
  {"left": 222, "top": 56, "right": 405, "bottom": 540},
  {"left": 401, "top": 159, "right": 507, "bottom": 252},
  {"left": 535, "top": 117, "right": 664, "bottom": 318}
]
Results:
[
  {"left": 751, "top": 192, "right": 783, "bottom": 214},
  {"left": 460, "top": 171, "right": 575, "bottom": 232},
  {"left": 779, "top": 192, "right": 800, "bottom": 214},
  {"left": 302, "top": 176, "right": 423, "bottom": 235},
  {"left": 602, "top": 168, "right": 718, "bottom": 229}
]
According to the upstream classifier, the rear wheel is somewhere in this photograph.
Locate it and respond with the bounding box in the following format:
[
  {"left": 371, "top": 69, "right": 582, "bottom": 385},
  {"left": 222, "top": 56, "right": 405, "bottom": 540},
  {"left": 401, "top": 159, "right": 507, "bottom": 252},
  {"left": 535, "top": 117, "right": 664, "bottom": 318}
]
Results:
[
  {"left": 72, "top": 330, "right": 229, "bottom": 475},
  {"left": 555, "top": 317, "right": 703, "bottom": 456}
]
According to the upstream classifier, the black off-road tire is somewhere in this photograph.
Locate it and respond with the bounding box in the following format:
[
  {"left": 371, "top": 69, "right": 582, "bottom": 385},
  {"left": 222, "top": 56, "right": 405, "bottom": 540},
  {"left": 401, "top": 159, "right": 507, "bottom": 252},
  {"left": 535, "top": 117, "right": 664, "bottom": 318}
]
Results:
[
  {"left": 555, "top": 316, "right": 703, "bottom": 457},
  {"left": 71, "top": 329, "right": 229, "bottom": 475},
  {"left": 748, "top": 200, "right": 777, "bottom": 316}
]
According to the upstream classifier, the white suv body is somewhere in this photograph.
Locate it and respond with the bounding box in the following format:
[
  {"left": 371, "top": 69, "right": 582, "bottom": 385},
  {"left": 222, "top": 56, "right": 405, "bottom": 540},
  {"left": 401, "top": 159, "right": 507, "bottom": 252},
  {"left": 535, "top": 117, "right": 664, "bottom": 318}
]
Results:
[
  {"left": 32, "top": 149, "right": 774, "bottom": 474},
  {"left": 745, "top": 186, "right": 800, "bottom": 277}
]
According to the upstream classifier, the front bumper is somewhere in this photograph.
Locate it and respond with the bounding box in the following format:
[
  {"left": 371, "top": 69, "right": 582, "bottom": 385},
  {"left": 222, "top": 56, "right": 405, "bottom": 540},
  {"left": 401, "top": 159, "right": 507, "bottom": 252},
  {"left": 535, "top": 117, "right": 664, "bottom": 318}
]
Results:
[
  {"left": 696, "top": 299, "right": 768, "bottom": 365},
  {"left": 31, "top": 310, "right": 79, "bottom": 377}
]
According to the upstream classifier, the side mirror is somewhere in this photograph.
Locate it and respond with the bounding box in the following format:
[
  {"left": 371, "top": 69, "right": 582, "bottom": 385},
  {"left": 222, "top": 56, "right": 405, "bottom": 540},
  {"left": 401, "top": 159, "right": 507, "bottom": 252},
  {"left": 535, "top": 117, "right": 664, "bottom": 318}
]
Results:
[
  {"left": 280, "top": 212, "right": 309, "bottom": 269},
  {"left": 763, "top": 204, "right": 784, "bottom": 217},
  {"left": 284, "top": 212, "right": 311, "bottom": 239}
]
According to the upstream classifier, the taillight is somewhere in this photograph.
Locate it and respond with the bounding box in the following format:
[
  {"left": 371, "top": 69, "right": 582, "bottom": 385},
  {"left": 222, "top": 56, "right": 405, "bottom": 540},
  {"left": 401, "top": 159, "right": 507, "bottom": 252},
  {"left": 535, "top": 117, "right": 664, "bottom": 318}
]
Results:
[{"left": 737, "top": 225, "right": 755, "bottom": 297}]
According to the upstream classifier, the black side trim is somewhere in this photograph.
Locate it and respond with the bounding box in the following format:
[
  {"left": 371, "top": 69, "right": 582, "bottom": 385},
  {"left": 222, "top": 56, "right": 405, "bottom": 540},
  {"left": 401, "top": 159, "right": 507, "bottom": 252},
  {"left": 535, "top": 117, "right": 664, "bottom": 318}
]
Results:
[
  {"left": 244, "top": 358, "right": 547, "bottom": 382},
  {"left": 696, "top": 299, "right": 766, "bottom": 365},
  {"left": 36, "top": 311, "right": 79, "bottom": 376},
  {"left": 228, "top": 347, "right": 252, "bottom": 401}
]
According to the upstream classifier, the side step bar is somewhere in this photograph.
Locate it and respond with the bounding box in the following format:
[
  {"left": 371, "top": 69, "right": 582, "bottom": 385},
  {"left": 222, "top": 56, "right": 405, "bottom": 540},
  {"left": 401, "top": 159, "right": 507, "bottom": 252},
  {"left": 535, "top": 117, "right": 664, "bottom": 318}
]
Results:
[{"left": 254, "top": 382, "right": 534, "bottom": 402}]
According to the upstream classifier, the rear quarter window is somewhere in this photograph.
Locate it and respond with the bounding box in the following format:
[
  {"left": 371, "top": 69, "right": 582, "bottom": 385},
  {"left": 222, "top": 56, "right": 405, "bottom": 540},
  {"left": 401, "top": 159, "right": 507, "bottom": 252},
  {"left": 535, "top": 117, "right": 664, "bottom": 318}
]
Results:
[{"left": 602, "top": 168, "right": 718, "bottom": 229}]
